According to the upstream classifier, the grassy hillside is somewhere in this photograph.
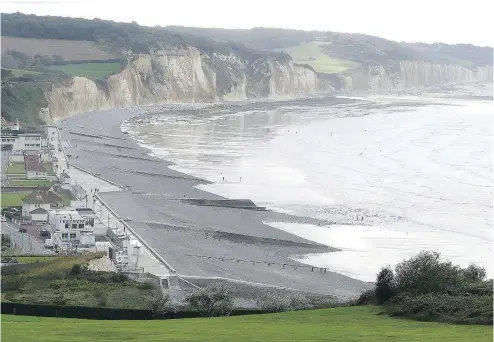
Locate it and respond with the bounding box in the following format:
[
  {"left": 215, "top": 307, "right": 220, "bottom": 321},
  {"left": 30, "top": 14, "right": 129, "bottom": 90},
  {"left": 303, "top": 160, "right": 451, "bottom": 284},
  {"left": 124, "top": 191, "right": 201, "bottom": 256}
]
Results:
[
  {"left": 1, "top": 253, "right": 159, "bottom": 308},
  {"left": 1, "top": 36, "right": 113, "bottom": 61},
  {"left": 48, "top": 62, "right": 123, "bottom": 80},
  {"left": 274, "top": 41, "right": 360, "bottom": 73},
  {"left": 2, "top": 306, "right": 492, "bottom": 342},
  {"left": 168, "top": 26, "right": 493, "bottom": 69}
]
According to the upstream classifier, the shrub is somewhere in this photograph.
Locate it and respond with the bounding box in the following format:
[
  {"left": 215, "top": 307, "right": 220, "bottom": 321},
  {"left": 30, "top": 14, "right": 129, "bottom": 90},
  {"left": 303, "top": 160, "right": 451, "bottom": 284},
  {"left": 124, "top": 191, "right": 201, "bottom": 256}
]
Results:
[
  {"left": 2, "top": 275, "right": 23, "bottom": 291},
  {"left": 110, "top": 272, "right": 128, "bottom": 283},
  {"left": 185, "top": 283, "right": 233, "bottom": 317},
  {"left": 150, "top": 294, "right": 176, "bottom": 317},
  {"left": 394, "top": 251, "right": 464, "bottom": 295},
  {"left": 69, "top": 264, "right": 82, "bottom": 276},
  {"left": 462, "top": 264, "right": 487, "bottom": 283},
  {"left": 257, "top": 293, "right": 292, "bottom": 313},
  {"left": 375, "top": 266, "right": 396, "bottom": 304},
  {"left": 387, "top": 293, "right": 493, "bottom": 325},
  {"left": 355, "top": 289, "right": 376, "bottom": 306},
  {"left": 137, "top": 281, "right": 154, "bottom": 290}
]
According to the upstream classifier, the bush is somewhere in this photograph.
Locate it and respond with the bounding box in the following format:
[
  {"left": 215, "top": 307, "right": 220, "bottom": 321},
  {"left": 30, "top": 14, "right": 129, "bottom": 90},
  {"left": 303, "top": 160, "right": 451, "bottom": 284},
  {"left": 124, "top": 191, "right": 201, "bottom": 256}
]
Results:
[
  {"left": 184, "top": 283, "right": 233, "bottom": 317},
  {"left": 355, "top": 289, "right": 376, "bottom": 306},
  {"left": 2, "top": 275, "right": 23, "bottom": 291},
  {"left": 387, "top": 293, "right": 493, "bottom": 325},
  {"left": 462, "top": 264, "right": 487, "bottom": 283},
  {"left": 69, "top": 264, "right": 82, "bottom": 276},
  {"left": 394, "top": 251, "right": 465, "bottom": 295},
  {"left": 110, "top": 272, "right": 128, "bottom": 283},
  {"left": 256, "top": 293, "right": 292, "bottom": 313},
  {"left": 375, "top": 266, "right": 396, "bottom": 304},
  {"left": 137, "top": 281, "right": 154, "bottom": 290},
  {"left": 150, "top": 294, "right": 176, "bottom": 317}
]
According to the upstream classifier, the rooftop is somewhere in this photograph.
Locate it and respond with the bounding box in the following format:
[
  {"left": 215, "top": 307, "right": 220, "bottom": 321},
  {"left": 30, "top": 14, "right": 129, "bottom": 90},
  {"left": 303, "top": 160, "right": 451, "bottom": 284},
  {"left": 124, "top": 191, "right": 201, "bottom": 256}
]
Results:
[
  {"left": 24, "top": 155, "right": 47, "bottom": 172},
  {"left": 30, "top": 207, "right": 48, "bottom": 214}
]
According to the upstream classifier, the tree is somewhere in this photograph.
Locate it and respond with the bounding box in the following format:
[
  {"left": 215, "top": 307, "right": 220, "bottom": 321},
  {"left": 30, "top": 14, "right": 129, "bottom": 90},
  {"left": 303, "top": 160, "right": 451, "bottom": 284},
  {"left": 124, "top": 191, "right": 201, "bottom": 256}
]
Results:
[
  {"left": 462, "top": 264, "right": 486, "bottom": 283},
  {"left": 394, "top": 251, "right": 464, "bottom": 294},
  {"left": 375, "top": 266, "right": 396, "bottom": 304}
]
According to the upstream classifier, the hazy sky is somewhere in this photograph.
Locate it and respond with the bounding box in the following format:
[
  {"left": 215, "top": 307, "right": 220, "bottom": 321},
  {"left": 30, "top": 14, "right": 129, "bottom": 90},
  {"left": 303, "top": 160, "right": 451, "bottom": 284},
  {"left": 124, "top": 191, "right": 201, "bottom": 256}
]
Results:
[{"left": 1, "top": 0, "right": 492, "bottom": 46}]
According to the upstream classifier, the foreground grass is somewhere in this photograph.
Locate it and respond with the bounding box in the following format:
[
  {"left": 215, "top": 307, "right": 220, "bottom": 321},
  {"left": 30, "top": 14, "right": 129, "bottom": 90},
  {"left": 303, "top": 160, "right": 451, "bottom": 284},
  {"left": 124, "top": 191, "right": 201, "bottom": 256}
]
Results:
[
  {"left": 274, "top": 41, "right": 360, "bottom": 73},
  {"left": 1, "top": 193, "right": 28, "bottom": 207},
  {"left": 48, "top": 62, "right": 122, "bottom": 80},
  {"left": 2, "top": 306, "right": 491, "bottom": 342}
]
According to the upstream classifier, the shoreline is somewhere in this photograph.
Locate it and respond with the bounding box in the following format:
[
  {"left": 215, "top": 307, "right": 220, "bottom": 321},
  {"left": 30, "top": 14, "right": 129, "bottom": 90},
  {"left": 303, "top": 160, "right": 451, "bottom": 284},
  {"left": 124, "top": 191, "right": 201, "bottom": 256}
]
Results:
[{"left": 57, "top": 99, "right": 372, "bottom": 298}]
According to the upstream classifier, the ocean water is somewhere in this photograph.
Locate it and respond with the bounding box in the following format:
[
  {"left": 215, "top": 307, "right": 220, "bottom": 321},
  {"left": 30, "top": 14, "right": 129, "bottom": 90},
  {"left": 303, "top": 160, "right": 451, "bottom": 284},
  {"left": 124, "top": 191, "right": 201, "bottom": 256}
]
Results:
[{"left": 124, "top": 94, "right": 493, "bottom": 282}]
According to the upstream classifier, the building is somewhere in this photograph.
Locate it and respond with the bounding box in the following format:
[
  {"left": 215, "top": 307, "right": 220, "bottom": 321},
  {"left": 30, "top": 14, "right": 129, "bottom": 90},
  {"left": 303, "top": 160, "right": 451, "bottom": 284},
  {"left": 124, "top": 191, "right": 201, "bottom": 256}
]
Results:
[
  {"left": 48, "top": 210, "right": 96, "bottom": 248},
  {"left": 21, "top": 190, "right": 63, "bottom": 222},
  {"left": 24, "top": 155, "right": 48, "bottom": 179},
  {"left": 1, "top": 130, "right": 47, "bottom": 155}
]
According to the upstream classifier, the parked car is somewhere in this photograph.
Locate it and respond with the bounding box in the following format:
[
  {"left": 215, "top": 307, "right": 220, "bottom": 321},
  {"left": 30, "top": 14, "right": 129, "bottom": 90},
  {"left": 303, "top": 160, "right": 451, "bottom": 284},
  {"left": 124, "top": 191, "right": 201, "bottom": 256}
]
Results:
[
  {"left": 19, "top": 227, "right": 27, "bottom": 233},
  {"left": 40, "top": 229, "right": 50, "bottom": 237}
]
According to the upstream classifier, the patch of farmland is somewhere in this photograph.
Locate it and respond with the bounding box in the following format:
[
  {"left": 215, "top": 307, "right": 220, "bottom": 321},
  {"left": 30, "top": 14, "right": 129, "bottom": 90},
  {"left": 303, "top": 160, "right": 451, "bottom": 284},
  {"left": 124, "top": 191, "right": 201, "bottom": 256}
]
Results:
[{"left": 1, "top": 36, "right": 113, "bottom": 61}]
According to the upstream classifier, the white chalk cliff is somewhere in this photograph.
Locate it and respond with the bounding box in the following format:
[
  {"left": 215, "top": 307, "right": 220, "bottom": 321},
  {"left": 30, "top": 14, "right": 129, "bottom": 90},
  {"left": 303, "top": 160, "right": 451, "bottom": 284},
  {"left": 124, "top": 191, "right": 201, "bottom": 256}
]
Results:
[
  {"left": 337, "top": 61, "right": 493, "bottom": 92},
  {"left": 46, "top": 48, "right": 320, "bottom": 121}
]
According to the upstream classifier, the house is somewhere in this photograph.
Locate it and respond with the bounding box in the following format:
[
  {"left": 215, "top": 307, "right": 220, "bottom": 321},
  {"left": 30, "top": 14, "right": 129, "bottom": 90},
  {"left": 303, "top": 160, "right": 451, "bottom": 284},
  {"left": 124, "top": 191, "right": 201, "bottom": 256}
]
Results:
[
  {"left": 24, "top": 154, "right": 48, "bottom": 180},
  {"left": 48, "top": 210, "right": 96, "bottom": 248},
  {"left": 22, "top": 190, "right": 63, "bottom": 222},
  {"left": 30, "top": 207, "right": 49, "bottom": 222}
]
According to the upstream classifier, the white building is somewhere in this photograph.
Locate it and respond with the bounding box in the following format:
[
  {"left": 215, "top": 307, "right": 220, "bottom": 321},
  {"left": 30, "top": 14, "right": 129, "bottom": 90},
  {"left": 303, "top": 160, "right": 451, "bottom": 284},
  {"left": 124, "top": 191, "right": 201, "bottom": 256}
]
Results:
[
  {"left": 1, "top": 131, "right": 48, "bottom": 155},
  {"left": 22, "top": 190, "right": 63, "bottom": 223},
  {"left": 49, "top": 210, "right": 96, "bottom": 249}
]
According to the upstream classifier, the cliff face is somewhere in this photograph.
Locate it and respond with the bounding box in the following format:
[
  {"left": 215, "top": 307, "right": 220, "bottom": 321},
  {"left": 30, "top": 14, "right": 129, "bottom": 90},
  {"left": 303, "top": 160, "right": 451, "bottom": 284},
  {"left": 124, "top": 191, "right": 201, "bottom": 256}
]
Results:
[
  {"left": 337, "top": 61, "right": 493, "bottom": 92},
  {"left": 46, "top": 47, "right": 320, "bottom": 121}
]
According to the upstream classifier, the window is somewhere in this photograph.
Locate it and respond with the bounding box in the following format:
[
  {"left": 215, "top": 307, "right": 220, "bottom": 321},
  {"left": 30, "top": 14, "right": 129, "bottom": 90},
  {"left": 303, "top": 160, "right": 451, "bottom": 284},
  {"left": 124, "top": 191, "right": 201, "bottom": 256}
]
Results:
[
  {"left": 69, "top": 233, "right": 76, "bottom": 239},
  {"left": 61, "top": 233, "right": 68, "bottom": 239},
  {"left": 72, "top": 224, "right": 77, "bottom": 228},
  {"left": 65, "top": 223, "right": 69, "bottom": 228},
  {"left": 78, "top": 224, "right": 84, "bottom": 228}
]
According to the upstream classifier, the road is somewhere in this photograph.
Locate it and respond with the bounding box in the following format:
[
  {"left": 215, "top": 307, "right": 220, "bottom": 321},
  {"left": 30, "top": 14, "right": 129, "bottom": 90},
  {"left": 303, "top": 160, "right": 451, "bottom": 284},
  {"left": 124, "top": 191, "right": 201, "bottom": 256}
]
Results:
[
  {"left": 1, "top": 149, "right": 10, "bottom": 186},
  {"left": 2, "top": 221, "right": 48, "bottom": 254}
]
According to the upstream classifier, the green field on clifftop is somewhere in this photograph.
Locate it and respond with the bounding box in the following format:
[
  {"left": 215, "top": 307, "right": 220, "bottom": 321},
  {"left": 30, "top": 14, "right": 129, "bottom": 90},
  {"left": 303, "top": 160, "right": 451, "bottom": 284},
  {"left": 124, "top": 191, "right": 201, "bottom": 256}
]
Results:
[
  {"left": 274, "top": 41, "right": 359, "bottom": 73},
  {"left": 48, "top": 62, "right": 123, "bottom": 81},
  {"left": 2, "top": 306, "right": 491, "bottom": 342}
]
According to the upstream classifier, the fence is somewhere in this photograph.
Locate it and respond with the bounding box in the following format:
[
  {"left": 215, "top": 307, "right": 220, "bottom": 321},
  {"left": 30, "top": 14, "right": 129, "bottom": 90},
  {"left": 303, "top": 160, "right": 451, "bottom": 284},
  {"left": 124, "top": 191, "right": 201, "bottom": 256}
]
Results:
[{"left": 1, "top": 302, "right": 266, "bottom": 320}]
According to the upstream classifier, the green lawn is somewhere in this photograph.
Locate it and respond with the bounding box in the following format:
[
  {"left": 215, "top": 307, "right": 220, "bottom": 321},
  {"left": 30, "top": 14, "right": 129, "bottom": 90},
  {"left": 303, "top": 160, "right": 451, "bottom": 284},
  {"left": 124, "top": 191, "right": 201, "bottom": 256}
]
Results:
[
  {"left": 7, "top": 256, "right": 61, "bottom": 263},
  {"left": 1, "top": 193, "right": 28, "bottom": 207},
  {"left": 6, "top": 163, "right": 26, "bottom": 175},
  {"left": 274, "top": 41, "right": 360, "bottom": 73},
  {"left": 1, "top": 306, "right": 491, "bottom": 342},
  {"left": 10, "top": 179, "right": 52, "bottom": 187},
  {"left": 5, "top": 68, "right": 42, "bottom": 77},
  {"left": 49, "top": 62, "right": 122, "bottom": 80}
]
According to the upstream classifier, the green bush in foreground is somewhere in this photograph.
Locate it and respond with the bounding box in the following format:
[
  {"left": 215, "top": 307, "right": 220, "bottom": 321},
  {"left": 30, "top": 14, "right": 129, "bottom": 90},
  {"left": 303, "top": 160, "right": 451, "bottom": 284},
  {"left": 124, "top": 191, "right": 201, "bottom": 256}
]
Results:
[{"left": 358, "top": 250, "right": 492, "bottom": 325}]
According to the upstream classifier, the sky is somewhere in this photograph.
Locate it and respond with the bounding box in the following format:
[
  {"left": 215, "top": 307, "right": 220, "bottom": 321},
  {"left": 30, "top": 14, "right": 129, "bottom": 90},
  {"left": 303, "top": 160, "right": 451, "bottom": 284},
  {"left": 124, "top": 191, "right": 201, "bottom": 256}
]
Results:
[{"left": 1, "top": 0, "right": 493, "bottom": 46}]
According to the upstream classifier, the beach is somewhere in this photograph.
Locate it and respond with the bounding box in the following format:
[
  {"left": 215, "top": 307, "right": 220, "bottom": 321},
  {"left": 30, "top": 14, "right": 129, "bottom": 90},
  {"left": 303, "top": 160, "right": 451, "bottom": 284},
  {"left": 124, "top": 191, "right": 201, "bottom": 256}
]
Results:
[{"left": 58, "top": 98, "right": 373, "bottom": 299}]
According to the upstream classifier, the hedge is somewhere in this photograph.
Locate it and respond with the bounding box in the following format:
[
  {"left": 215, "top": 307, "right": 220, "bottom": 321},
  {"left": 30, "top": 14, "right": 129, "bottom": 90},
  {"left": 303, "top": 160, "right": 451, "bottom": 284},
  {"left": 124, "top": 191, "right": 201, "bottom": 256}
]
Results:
[{"left": 1, "top": 302, "right": 266, "bottom": 320}]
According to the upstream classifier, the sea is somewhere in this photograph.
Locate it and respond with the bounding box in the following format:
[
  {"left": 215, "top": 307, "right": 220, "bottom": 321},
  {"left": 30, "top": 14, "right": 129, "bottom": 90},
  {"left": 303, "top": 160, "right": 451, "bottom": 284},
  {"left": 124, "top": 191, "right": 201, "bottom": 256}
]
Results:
[{"left": 122, "top": 87, "right": 493, "bottom": 282}]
